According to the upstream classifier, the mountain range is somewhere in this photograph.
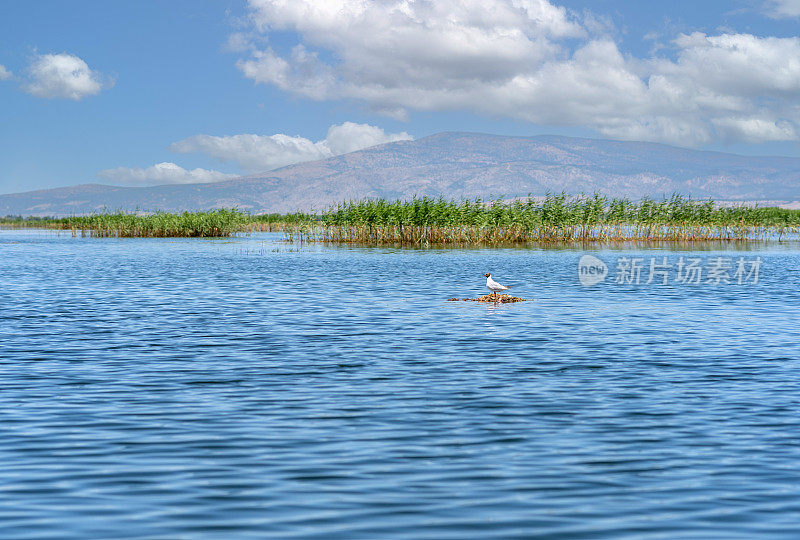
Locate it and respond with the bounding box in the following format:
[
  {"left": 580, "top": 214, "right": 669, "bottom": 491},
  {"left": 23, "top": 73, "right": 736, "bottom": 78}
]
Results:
[{"left": 2, "top": 132, "right": 800, "bottom": 216}]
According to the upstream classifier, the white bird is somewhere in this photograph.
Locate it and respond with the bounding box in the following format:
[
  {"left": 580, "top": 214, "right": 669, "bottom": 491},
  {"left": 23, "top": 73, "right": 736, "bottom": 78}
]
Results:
[{"left": 483, "top": 273, "right": 511, "bottom": 301}]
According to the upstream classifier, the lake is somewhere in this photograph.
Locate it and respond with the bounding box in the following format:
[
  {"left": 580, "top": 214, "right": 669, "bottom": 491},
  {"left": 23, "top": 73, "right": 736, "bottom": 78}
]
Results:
[{"left": 2, "top": 228, "right": 800, "bottom": 538}]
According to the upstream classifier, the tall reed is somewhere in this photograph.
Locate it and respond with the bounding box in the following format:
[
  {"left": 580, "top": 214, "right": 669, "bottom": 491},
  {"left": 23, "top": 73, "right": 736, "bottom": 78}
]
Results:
[
  {"left": 4, "top": 194, "right": 799, "bottom": 243},
  {"left": 1, "top": 209, "right": 249, "bottom": 237},
  {"left": 244, "top": 212, "right": 319, "bottom": 232},
  {"left": 307, "top": 194, "right": 800, "bottom": 245}
]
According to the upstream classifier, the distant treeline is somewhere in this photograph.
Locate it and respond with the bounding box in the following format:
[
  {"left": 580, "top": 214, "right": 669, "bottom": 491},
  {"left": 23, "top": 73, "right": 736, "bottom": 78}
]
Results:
[{"left": 2, "top": 194, "right": 800, "bottom": 242}]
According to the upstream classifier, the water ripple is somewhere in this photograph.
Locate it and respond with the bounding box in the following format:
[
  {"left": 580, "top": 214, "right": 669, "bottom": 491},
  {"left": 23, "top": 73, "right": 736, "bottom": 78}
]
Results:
[{"left": 1, "top": 230, "right": 800, "bottom": 538}]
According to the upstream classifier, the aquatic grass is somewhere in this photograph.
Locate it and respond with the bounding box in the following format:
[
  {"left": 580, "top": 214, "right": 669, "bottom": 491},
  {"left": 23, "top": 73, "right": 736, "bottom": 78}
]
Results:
[
  {"left": 0, "top": 209, "right": 312, "bottom": 237},
  {"left": 244, "top": 212, "right": 320, "bottom": 232},
  {"left": 3, "top": 194, "right": 800, "bottom": 243},
  {"left": 0, "top": 209, "right": 250, "bottom": 237},
  {"left": 306, "top": 194, "right": 800, "bottom": 245}
]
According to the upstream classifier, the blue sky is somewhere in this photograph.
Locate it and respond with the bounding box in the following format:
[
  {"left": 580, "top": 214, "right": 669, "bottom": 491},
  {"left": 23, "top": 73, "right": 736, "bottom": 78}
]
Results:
[{"left": 1, "top": 0, "right": 799, "bottom": 193}]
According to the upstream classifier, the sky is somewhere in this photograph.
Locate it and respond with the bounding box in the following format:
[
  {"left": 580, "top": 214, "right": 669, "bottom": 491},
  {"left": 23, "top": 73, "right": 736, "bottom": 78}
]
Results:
[{"left": 1, "top": 0, "right": 800, "bottom": 194}]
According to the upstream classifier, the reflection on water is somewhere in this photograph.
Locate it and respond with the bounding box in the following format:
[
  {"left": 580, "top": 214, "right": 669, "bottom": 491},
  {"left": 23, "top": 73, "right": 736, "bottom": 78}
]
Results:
[{"left": 2, "top": 229, "right": 800, "bottom": 538}]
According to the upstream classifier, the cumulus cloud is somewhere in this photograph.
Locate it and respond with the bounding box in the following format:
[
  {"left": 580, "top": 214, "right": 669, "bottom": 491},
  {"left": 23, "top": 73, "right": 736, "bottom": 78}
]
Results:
[
  {"left": 24, "top": 53, "right": 107, "bottom": 100},
  {"left": 97, "top": 162, "right": 237, "bottom": 186},
  {"left": 238, "top": 0, "right": 583, "bottom": 103},
  {"left": 234, "top": 0, "right": 800, "bottom": 146},
  {"left": 765, "top": 0, "right": 800, "bottom": 18},
  {"left": 0, "top": 65, "right": 12, "bottom": 81},
  {"left": 170, "top": 122, "right": 413, "bottom": 172}
]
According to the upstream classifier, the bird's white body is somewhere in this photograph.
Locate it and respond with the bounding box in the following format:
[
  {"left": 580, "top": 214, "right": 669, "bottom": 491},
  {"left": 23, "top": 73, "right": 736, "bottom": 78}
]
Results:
[{"left": 485, "top": 275, "right": 510, "bottom": 294}]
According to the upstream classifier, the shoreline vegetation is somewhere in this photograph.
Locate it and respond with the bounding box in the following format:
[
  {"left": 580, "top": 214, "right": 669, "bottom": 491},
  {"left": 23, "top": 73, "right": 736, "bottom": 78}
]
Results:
[
  {"left": 0, "top": 209, "right": 250, "bottom": 238},
  {"left": 2, "top": 194, "right": 800, "bottom": 243}
]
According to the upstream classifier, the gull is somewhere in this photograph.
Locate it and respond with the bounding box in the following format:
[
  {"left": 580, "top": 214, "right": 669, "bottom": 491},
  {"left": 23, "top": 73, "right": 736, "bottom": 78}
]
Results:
[{"left": 483, "top": 273, "right": 511, "bottom": 301}]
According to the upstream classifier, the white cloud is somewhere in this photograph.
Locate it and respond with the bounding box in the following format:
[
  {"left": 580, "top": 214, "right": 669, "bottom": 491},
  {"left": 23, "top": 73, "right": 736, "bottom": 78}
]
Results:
[
  {"left": 324, "top": 122, "right": 412, "bottom": 155},
  {"left": 225, "top": 32, "right": 253, "bottom": 53},
  {"left": 170, "top": 122, "right": 413, "bottom": 172},
  {"left": 237, "top": 45, "right": 335, "bottom": 101},
  {"left": 0, "top": 65, "right": 12, "bottom": 81},
  {"left": 24, "top": 53, "right": 107, "bottom": 100},
  {"left": 98, "top": 123, "right": 409, "bottom": 186},
  {"left": 766, "top": 0, "right": 800, "bottom": 18},
  {"left": 172, "top": 132, "right": 329, "bottom": 171},
  {"left": 712, "top": 117, "right": 798, "bottom": 141},
  {"left": 238, "top": 0, "right": 583, "bottom": 103},
  {"left": 235, "top": 0, "right": 800, "bottom": 146},
  {"left": 97, "top": 162, "right": 237, "bottom": 186}
]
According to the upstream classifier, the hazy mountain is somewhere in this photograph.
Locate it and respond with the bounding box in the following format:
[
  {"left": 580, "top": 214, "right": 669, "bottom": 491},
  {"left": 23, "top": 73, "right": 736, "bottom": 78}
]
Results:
[{"left": 3, "top": 132, "right": 800, "bottom": 216}]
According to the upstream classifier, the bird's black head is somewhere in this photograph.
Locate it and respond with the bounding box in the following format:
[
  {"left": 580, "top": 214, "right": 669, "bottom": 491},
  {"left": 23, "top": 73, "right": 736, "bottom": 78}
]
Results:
[{"left": 483, "top": 273, "right": 491, "bottom": 277}]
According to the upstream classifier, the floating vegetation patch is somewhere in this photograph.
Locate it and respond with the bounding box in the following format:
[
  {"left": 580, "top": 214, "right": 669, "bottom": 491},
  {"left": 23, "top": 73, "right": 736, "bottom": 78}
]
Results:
[{"left": 448, "top": 294, "right": 528, "bottom": 303}]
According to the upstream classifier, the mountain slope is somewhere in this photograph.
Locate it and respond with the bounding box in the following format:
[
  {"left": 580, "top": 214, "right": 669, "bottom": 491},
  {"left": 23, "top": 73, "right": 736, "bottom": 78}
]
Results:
[{"left": 3, "top": 132, "right": 800, "bottom": 216}]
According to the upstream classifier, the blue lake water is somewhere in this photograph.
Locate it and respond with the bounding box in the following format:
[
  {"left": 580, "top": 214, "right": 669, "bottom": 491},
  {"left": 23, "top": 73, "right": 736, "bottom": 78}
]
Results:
[{"left": 2, "top": 228, "right": 800, "bottom": 539}]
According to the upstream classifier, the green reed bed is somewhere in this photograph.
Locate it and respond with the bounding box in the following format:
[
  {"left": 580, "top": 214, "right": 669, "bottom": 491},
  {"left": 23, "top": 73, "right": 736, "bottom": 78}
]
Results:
[
  {"left": 245, "top": 212, "right": 319, "bottom": 232},
  {"left": 1, "top": 209, "right": 313, "bottom": 237},
  {"left": 4, "top": 195, "right": 799, "bottom": 243},
  {"left": 304, "top": 194, "right": 800, "bottom": 245},
  {"left": 71, "top": 209, "right": 250, "bottom": 237},
  {"left": 0, "top": 215, "right": 78, "bottom": 231},
  {"left": 0, "top": 209, "right": 250, "bottom": 237}
]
